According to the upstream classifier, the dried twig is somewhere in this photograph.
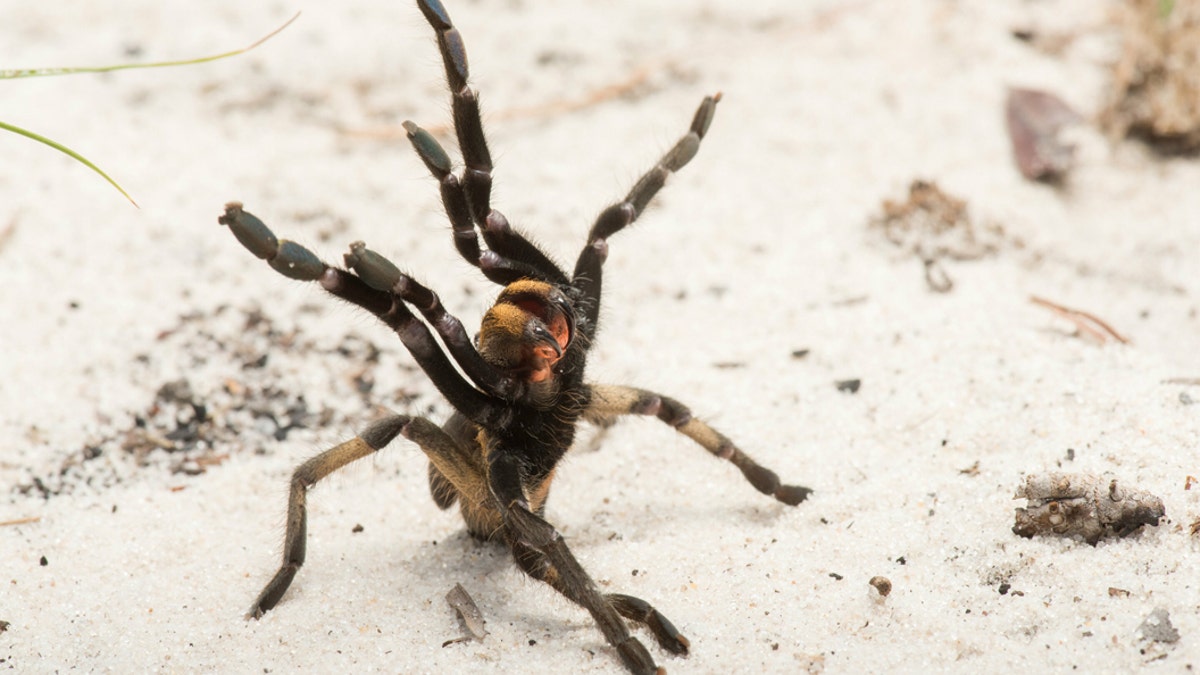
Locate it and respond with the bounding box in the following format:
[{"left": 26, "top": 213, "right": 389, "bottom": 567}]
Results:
[
  {"left": 1029, "top": 295, "right": 1129, "bottom": 344},
  {"left": 0, "top": 516, "right": 41, "bottom": 527},
  {"left": 0, "top": 214, "right": 17, "bottom": 254},
  {"left": 1013, "top": 472, "right": 1164, "bottom": 545},
  {"left": 345, "top": 63, "right": 664, "bottom": 140}
]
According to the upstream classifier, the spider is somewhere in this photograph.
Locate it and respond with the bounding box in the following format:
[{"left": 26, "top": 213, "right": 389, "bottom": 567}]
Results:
[{"left": 218, "top": 1, "right": 811, "bottom": 672}]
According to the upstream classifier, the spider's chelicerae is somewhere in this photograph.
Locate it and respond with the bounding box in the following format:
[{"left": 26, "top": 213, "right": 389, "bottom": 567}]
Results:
[{"left": 219, "top": 1, "right": 810, "bottom": 672}]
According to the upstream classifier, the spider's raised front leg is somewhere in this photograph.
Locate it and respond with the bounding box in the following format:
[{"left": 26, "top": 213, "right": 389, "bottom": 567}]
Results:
[
  {"left": 572, "top": 94, "right": 720, "bottom": 340},
  {"left": 217, "top": 203, "right": 519, "bottom": 412},
  {"left": 406, "top": 0, "right": 569, "bottom": 286},
  {"left": 583, "top": 384, "right": 812, "bottom": 506}
]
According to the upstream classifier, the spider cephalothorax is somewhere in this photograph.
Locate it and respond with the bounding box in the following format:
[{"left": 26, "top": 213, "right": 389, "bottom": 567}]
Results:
[
  {"left": 479, "top": 279, "right": 576, "bottom": 384},
  {"left": 220, "top": 1, "right": 810, "bottom": 673}
]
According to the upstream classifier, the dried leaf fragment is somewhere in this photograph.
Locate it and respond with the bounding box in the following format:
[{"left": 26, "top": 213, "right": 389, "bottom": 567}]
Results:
[
  {"left": 1013, "top": 472, "right": 1164, "bottom": 545},
  {"left": 1005, "top": 87, "right": 1081, "bottom": 181},
  {"left": 444, "top": 582, "right": 488, "bottom": 646}
]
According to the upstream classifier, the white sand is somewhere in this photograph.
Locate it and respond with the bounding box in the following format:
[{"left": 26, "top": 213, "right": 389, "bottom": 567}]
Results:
[{"left": 2, "top": 0, "right": 1198, "bottom": 672}]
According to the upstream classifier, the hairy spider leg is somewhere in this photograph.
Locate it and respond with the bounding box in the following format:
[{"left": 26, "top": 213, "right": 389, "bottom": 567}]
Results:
[
  {"left": 486, "top": 446, "right": 662, "bottom": 675},
  {"left": 245, "top": 413, "right": 499, "bottom": 618},
  {"left": 572, "top": 94, "right": 721, "bottom": 341},
  {"left": 246, "top": 413, "right": 409, "bottom": 618},
  {"left": 583, "top": 384, "right": 812, "bottom": 506},
  {"left": 408, "top": 0, "right": 570, "bottom": 286},
  {"left": 512, "top": 539, "right": 691, "bottom": 656},
  {"left": 217, "top": 203, "right": 513, "bottom": 424}
]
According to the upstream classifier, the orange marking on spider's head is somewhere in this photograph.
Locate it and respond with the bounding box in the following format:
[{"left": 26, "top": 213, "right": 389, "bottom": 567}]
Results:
[{"left": 479, "top": 281, "right": 576, "bottom": 383}]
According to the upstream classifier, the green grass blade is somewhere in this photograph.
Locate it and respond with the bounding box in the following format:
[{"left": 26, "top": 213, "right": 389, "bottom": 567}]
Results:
[
  {"left": 1, "top": 12, "right": 298, "bottom": 80},
  {"left": 0, "top": 119, "right": 138, "bottom": 207}
]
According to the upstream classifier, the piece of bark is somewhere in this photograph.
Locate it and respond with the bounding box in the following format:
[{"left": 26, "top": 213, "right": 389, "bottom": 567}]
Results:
[
  {"left": 1012, "top": 472, "right": 1164, "bottom": 545},
  {"left": 1005, "top": 88, "right": 1081, "bottom": 181},
  {"left": 444, "top": 583, "right": 488, "bottom": 644}
]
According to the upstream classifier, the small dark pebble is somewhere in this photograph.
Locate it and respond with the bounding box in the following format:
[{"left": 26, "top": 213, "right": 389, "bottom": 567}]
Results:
[
  {"left": 352, "top": 524, "right": 364, "bottom": 534},
  {"left": 895, "top": 556, "right": 907, "bottom": 565},
  {"left": 0, "top": 620, "right": 9, "bottom": 633},
  {"left": 836, "top": 379, "right": 861, "bottom": 394},
  {"left": 39, "top": 556, "right": 48, "bottom": 567},
  {"left": 528, "top": 639, "right": 537, "bottom": 646},
  {"left": 869, "top": 576, "right": 892, "bottom": 597},
  {"left": 829, "top": 572, "right": 844, "bottom": 581},
  {"left": 791, "top": 349, "right": 810, "bottom": 359},
  {"left": 998, "top": 583, "right": 1011, "bottom": 595}
]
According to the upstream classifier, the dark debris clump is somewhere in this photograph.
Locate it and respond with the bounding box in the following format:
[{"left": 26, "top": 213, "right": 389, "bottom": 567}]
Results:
[
  {"left": 1101, "top": 0, "right": 1200, "bottom": 154},
  {"left": 1012, "top": 472, "right": 1165, "bottom": 545},
  {"left": 15, "top": 304, "right": 423, "bottom": 499}
]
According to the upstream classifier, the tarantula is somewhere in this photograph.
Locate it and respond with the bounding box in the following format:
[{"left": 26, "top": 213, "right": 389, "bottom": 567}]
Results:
[{"left": 218, "top": 1, "right": 810, "bottom": 672}]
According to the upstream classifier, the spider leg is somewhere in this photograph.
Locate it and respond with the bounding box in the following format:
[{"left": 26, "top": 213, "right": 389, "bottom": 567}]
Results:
[
  {"left": 512, "top": 541, "right": 690, "bottom": 657},
  {"left": 341, "top": 239, "right": 527, "bottom": 400},
  {"left": 572, "top": 94, "right": 720, "bottom": 338},
  {"left": 410, "top": 0, "right": 569, "bottom": 285},
  {"left": 248, "top": 414, "right": 410, "bottom": 618},
  {"left": 583, "top": 384, "right": 812, "bottom": 506},
  {"left": 218, "top": 203, "right": 513, "bottom": 425},
  {"left": 488, "top": 451, "right": 662, "bottom": 674}
]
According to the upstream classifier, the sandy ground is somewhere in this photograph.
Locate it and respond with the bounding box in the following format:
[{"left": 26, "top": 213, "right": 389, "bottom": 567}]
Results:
[{"left": 2, "top": 0, "right": 1199, "bottom": 672}]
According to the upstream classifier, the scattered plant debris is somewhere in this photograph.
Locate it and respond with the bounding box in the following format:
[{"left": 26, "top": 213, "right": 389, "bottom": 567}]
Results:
[
  {"left": 443, "top": 582, "right": 488, "bottom": 646},
  {"left": 0, "top": 517, "right": 39, "bottom": 527},
  {"left": 1029, "top": 295, "right": 1130, "bottom": 344},
  {"left": 1013, "top": 473, "right": 1165, "bottom": 545},
  {"left": 1101, "top": 0, "right": 1200, "bottom": 153},
  {"left": 1137, "top": 607, "right": 1180, "bottom": 644},
  {"left": 1005, "top": 87, "right": 1081, "bottom": 181},
  {"left": 835, "top": 379, "right": 861, "bottom": 394},
  {"left": 868, "top": 180, "right": 1005, "bottom": 292},
  {"left": 14, "top": 303, "right": 426, "bottom": 499}
]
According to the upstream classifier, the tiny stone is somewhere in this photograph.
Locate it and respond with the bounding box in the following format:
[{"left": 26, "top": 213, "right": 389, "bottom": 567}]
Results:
[
  {"left": 836, "top": 379, "right": 862, "bottom": 394},
  {"left": 869, "top": 576, "right": 892, "bottom": 597}
]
